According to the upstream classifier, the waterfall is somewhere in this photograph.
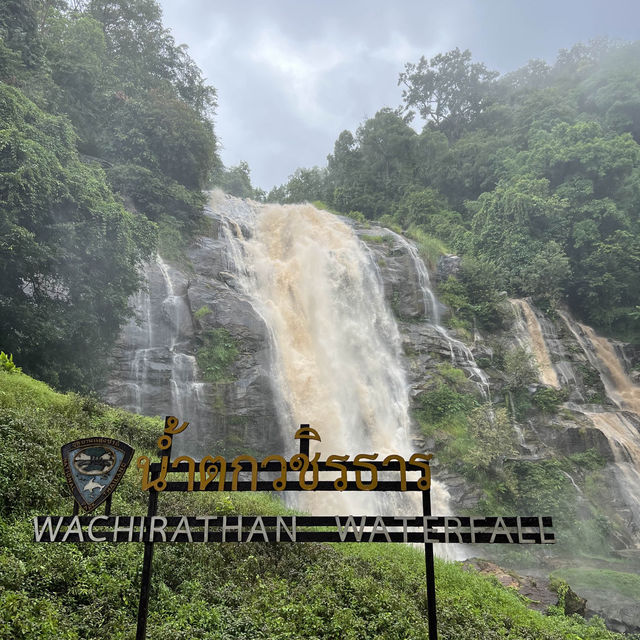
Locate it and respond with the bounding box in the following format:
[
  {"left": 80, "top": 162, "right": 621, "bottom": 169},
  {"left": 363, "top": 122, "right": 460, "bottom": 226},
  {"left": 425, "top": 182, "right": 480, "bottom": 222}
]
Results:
[
  {"left": 218, "top": 199, "right": 453, "bottom": 520},
  {"left": 557, "top": 310, "right": 640, "bottom": 542},
  {"left": 558, "top": 311, "right": 640, "bottom": 414},
  {"left": 105, "top": 256, "right": 207, "bottom": 453},
  {"left": 510, "top": 299, "right": 560, "bottom": 388},
  {"left": 386, "top": 231, "right": 490, "bottom": 399}
]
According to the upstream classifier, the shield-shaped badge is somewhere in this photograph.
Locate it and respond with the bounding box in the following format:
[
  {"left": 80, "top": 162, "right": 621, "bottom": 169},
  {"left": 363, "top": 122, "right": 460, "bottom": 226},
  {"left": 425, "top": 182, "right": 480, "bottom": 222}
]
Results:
[{"left": 61, "top": 438, "right": 134, "bottom": 512}]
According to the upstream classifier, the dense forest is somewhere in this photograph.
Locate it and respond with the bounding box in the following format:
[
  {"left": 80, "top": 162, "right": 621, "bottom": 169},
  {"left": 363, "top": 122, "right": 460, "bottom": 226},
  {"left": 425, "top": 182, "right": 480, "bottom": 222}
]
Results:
[
  {"left": 0, "top": 0, "right": 220, "bottom": 390},
  {"left": 266, "top": 42, "right": 640, "bottom": 342}
]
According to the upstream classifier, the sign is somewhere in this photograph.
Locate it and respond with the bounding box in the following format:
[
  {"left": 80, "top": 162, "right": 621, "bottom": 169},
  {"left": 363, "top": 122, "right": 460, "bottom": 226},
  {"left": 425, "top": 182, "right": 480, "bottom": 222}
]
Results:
[
  {"left": 38, "top": 416, "right": 556, "bottom": 640},
  {"left": 61, "top": 437, "right": 134, "bottom": 512},
  {"left": 34, "top": 514, "right": 555, "bottom": 544},
  {"left": 136, "top": 420, "right": 433, "bottom": 492}
]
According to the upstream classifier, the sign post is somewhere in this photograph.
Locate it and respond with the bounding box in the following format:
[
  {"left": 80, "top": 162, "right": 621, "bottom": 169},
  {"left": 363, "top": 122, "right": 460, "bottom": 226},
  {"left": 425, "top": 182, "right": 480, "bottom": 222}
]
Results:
[{"left": 37, "top": 417, "right": 555, "bottom": 640}]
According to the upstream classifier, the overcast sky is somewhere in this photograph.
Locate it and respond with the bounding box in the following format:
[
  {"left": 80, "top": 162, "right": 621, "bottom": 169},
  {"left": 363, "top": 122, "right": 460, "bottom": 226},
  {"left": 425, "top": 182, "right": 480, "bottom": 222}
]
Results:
[{"left": 158, "top": 0, "right": 640, "bottom": 191}]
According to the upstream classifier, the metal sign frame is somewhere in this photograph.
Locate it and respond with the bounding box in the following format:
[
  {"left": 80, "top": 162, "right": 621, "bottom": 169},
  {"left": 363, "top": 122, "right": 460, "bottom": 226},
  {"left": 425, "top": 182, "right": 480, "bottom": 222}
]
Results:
[{"left": 41, "top": 418, "right": 555, "bottom": 640}]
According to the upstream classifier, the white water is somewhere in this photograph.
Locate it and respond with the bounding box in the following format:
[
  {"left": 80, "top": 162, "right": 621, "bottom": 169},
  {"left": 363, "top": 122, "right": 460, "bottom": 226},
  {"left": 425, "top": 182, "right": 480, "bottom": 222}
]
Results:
[
  {"left": 217, "top": 199, "right": 454, "bottom": 525},
  {"left": 386, "top": 231, "right": 490, "bottom": 399},
  {"left": 556, "top": 310, "right": 640, "bottom": 542},
  {"left": 109, "top": 256, "right": 206, "bottom": 439},
  {"left": 558, "top": 311, "right": 640, "bottom": 414}
]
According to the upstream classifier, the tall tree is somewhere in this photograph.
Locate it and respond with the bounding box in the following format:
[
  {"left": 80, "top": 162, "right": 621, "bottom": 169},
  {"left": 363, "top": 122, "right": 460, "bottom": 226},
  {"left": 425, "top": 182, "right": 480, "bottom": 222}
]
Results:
[{"left": 399, "top": 48, "right": 499, "bottom": 139}]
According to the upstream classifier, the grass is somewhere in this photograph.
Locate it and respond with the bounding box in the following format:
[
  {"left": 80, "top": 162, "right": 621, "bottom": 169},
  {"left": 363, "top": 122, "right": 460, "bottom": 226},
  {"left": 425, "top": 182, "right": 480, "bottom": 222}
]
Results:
[
  {"left": 0, "top": 369, "right": 629, "bottom": 639},
  {"left": 551, "top": 568, "right": 640, "bottom": 601}
]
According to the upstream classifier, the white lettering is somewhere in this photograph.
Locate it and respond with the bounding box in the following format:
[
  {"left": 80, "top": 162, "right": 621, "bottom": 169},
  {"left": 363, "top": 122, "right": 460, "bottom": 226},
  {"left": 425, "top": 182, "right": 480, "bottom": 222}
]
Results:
[
  {"left": 335, "top": 516, "right": 367, "bottom": 542},
  {"left": 490, "top": 517, "right": 513, "bottom": 543},
  {"left": 222, "top": 516, "right": 242, "bottom": 542},
  {"left": 516, "top": 516, "right": 534, "bottom": 544},
  {"left": 539, "top": 516, "right": 555, "bottom": 544},
  {"left": 88, "top": 516, "right": 109, "bottom": 542},
  {"left": 444, "top": 517, "right": 463, "bottom": 543},
  {"left": 113, "top": 516, "right": 135, "bottom": 542},
  {"left": 150, "top": 516, "right": 167, "bottom": 542},
  {"left": 33, "top": 516, "right": 64, "bottom": 542},
  {"left": 276, "top": 516, "right": 296, "bottom": 542},
  {"left": 195, "top": 516, "right": 218, "bottom": 542},
  {"left": 395, "top": 517, "right": 410, "bottom": 543},
  {"left": 171, "top": 516, "right": 193, "bottom": 543},
  {"left": 62, "top": 516, "right": 84, "bottom": 542},
  {"left": 469, "top": 517, "right": 483, "bottom": 543},
  {"left": 368, "top": 516, "right": 391, "bottom": 542},
  {"left": 246, "top": 517, "right": 268, "bottom": 542},
  {"left": 423, "top": 516, "right": 439, "bottom": 542}
]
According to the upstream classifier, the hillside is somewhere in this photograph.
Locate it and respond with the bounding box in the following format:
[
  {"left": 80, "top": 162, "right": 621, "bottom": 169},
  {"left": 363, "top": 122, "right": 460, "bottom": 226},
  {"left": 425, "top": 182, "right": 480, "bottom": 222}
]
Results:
[{"left": 0, "top": 367, "right": 630, "bottom": 639}]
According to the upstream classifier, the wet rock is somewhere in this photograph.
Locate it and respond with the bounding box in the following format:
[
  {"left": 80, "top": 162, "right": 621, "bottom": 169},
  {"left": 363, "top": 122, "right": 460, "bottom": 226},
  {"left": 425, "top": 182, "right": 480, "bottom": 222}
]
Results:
[{"left": 436, "top": 254, "right": 461, "bottom": 282}]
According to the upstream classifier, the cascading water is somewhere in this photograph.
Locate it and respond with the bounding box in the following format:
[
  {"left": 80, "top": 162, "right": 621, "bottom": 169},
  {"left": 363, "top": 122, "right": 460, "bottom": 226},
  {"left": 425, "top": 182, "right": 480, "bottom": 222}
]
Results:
[
  {"left": 386, "top": 230, "right": 490, "bottom": 399},
  {"left": 105, "top": 255, "right": 207, "bottom": 451},
  {"left": 510, "top": 299, "right": 560, "bottom": 389},
  {"left": 218, "top": 199, "right": 454, "bottom": 521},
  {"left": 556, "top": 310, "right": 640, "bottom": 542}
]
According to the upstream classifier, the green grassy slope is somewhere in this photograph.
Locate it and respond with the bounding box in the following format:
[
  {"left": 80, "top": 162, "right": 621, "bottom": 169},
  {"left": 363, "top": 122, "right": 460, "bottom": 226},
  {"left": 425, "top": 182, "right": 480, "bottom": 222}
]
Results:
[{"left": 0, "top": 370, "right": 626, "bottom": 639}]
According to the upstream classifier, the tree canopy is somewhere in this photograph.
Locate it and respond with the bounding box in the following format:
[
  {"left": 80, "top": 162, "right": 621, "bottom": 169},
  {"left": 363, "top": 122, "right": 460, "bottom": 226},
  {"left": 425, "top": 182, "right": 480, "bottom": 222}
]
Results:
[
  {"left": 0, "top": 0, "right": 221, "bottom": 389},
  {"left": 270, "top": 40, "right": 640, "bottom": 339}
]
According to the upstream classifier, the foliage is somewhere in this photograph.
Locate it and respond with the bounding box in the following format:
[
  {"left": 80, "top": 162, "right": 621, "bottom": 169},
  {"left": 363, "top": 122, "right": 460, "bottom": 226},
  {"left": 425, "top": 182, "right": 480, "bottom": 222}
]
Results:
[
  {"left": 399, "top": 47, "right": 499, "bottom": 140},
  {"left": 277, "top": 40, "right": 640, "bottom": 341},
  {"left": 213, "top": 161, "right": 264, "bottom": 200},
  {"left": 465, "top": 406, "right": 516, "bottom": 470},
  {"left": 196, "top": 328, "right": 239, "bottom": 383},
  {"left": 0, "top": 352, "right": 20, "bottom": 374},
  {"left": 0, "top": 84, "right": 155, "bottom": 391},
  {"left": 532, "top": 387, "right": 567, "bottom": 413},
  {"left": 0, "top": 370, "right": 627, "bottom": 640},
  {"left": 416, "top": 384, "right": 475, "bottom": 423},
  {"left": 0, "top": 0, "right": 222, "bottom": 390},
  {"left": 503, "top": 346, "right": 539, "bottom": 391},
  {"left": 437, "top": 258, "right": 508, "bottom": 331}
]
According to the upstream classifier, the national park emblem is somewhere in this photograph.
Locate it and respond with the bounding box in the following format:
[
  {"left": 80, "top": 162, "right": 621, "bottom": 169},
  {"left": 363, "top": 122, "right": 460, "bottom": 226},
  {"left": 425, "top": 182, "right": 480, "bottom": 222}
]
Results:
[{"left": 61, "top": 438, "right": 134, "bottom": 511}]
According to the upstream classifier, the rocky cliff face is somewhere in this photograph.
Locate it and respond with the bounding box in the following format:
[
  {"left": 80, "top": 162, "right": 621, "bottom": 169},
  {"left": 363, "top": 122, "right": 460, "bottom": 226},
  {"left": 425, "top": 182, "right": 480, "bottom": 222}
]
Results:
[{"left": 105, "top": 193, "right": 640, "bottom": 631}]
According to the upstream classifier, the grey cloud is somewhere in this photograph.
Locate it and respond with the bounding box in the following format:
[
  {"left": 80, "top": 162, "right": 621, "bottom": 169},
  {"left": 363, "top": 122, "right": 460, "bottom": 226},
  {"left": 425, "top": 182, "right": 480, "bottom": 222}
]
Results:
[{"left": 159, "top": 0, "right": 640, "bottom": 190}]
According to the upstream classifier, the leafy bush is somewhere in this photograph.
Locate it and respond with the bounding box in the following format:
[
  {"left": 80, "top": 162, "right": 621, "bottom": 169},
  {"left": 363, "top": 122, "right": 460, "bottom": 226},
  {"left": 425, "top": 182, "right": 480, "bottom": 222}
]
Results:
[
  {"left": 416, "top": 384, "right": 475, "bottom": 422},
  {"left": 196, "top": 329, "right": 239, "bottom": 383},
  {"left": 0, "top": 352, "right": 20, "bottom": 374},
  {"left": 532, "top": 387, "right": 567, "bottom": 413}
]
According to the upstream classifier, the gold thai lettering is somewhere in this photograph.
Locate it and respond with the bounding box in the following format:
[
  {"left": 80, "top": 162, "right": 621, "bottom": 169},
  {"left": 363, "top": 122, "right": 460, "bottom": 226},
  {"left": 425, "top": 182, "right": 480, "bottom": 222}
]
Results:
[
  {"left": 139, "top": 418, "right": 434, "bottom": 493},
  {"left": 382, "top": 454, "right": 407, "bottom": 490},
  {"left": 354, "top": 453, "right": 379, "bottom": 490},
  {"left": 261, "top": 455, "right": 287, "bottom": 491},
  {"left": 231, "top": 455, "right": 258, "bottom": 491},
  {"left": 290, "top": 452, "right": 321, "bottom": 490},
  {"left": 137, "top": 455, "right": 168, "bottom": 492},
  {"left": 409, "top": 453, "right": 433, "bottom": 490},
  {"left": 199, "top": 455, "right": 226, "bottom": 491},
  {"left": 172, "top": 456, "right": 196, "bottom": 491},
  {"left": 164, "top": 415, "right": 190, "bottom": 435},
  {"left": 326, "top": 454, "right": 349, "bottom": 491}
]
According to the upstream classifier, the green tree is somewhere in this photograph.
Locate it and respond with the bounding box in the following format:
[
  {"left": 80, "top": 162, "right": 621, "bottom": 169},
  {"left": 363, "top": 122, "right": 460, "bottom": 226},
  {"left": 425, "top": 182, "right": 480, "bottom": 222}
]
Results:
[
  {"left": 215, "top": 161, "right": 256, "bottom": 199},
  {"left": 399, "top": 48, "right": 499, "bottom": 139},
  {"left": 0, "top": 84, "right": 155, "bottom": 390}
]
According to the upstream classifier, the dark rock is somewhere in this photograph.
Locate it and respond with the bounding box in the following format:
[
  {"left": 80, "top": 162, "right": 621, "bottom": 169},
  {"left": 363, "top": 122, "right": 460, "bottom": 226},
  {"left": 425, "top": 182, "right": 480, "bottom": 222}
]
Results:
[{"left": 436, "top": 254, "right": 461, "bottom": 282}]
